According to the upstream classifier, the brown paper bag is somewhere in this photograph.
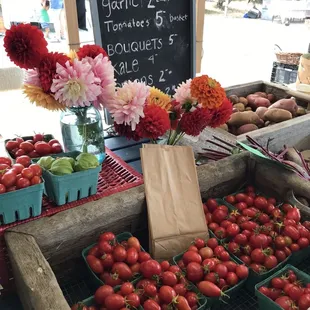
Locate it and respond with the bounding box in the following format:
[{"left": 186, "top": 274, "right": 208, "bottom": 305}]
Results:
[{"left": 140, "top": 145, "right": 209, "bottom": 261}]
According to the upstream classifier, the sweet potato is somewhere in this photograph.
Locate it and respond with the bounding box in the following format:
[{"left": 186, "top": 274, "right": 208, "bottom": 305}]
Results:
[
  {"left": 297, "top": 106, "right": 306, "bottom": 116},
  {"left": 227, "top": 111, "right": 260, "bottom": 127},
  {"left": 264, "top": 108, "right": 292, "bottom": 123},
  {"left": 237, "top": 124, "right": 258, "bottom": 135},
  {"left": 254, "top": 92, "right": 267, "bottom": 98},
  {"left": 267, "top": 93, "right": 276, "bottom": 103},
  {"left": 256, "top": 107, "right": 268, "bottom": 119},
  {"left": 268, "top": 97, "right": 298, "bottom": 116},
  {"left": 256, "top": 118, "right": 265, "bottom": 128},
  {"left": 254, "top": 97, "right": 271, "bottom": 108},
  {"left": 239, "top": 97, "right": 248, "bottom": 106},
  {"left": 233, "top": 103, "right": 245, "bottom": 112},
  {"left": 246, "top": 94, "right": 260, "bottom": 109},
  {"left": 229, "top": 95, "right": 239, "bottom": 104}
]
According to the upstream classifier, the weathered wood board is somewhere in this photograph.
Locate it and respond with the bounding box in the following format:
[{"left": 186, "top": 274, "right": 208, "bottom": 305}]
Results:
[{"left": 5, "top": 232, "right": 70, "bottom": 310}]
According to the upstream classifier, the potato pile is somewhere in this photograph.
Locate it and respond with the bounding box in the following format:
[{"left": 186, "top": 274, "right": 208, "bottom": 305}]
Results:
[{"left": 224, "top": 92, "right": 307, "bottom": 135}]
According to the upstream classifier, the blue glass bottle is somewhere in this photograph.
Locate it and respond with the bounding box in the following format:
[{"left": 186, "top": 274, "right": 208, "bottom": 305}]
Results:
[{"left": 60, "top": 106, "right": 106, "bottom": 164}]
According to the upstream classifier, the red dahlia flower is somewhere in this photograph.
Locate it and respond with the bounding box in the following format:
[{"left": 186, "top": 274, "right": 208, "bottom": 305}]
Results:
[
  {"left": 114, "top": 122, "right": 142, "bottom": 141},
  {"left": 4, "top": 24, "right": 48, "bottom": 69},
  {"left": 39, "top": 52, "right": 70, "bottom": 93},
  {"left": 179, "top": 107, "right": 211, "bottom": 136},
  {"left": 77, "top": 44, "right": 108, "bottom": 60},
  {"left": 208, "top": 98, "right": 233, "bottom": 128},
  {"left": 136, "top": 105, "right": 170, "bottom": 140}
]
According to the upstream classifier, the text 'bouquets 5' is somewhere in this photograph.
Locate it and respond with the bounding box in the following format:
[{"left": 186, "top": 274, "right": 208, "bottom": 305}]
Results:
[
  {"left": 4, "top": 24, "right": 115, "bottom": 111},
  {"left": 109, "top": 77, "right": 233, "bottom": 144}
]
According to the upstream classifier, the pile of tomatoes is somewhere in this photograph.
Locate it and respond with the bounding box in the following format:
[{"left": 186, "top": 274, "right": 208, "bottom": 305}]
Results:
[
  {"left": 0, "top": 156, "right": 42, "bottom": 194},
  {"left": 84, "top": 262, "right": 202, "bottom": 310},
  {"left": 258, "top": 269, "right": 310, "bottom": 310},
  {"left": 86, "top": 232, "right": 152, "bottom": 287},
  {"left": 5, "top": 134, "right": 63, "bottom": 159},
  {"left": 79, "top": 232, "right": 205, "bottom": 310},
  {"left": 175, "top": 238, "right": 249, "bottom": 298},
  {"left": 204, "top": 186, "right": 310, "bottom": 275}
]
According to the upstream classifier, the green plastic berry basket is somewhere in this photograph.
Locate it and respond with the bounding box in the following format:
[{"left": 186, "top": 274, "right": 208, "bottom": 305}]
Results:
[
  {"left": 288, "top": 245, "right": 310, "bottom": 266},
  {"left": 82, "top": 232, "right": 144, "bottom": 290},
  {"left": 222, "top": 188, "right": 282, "bottom": 210},
  {"left": 5, "top": 134, "right": 62, "bottom": 161},
  {"left": 33, "top": 151, "right": 101, "bottom": 206},
  {"left": 81, "top": 282, "right": 208, "bottom": 309},
  {"left": 255, "top": 264, "right": 310, "bottom": 310},
  {"left": 173, "top": 252, "right": 246, "bottom": 309},
  {"left": 0, "top": 181, "right": 44, "bottom": 224},
  {"left": 228, "top": 250, "right": 290, "bottom": 294}
]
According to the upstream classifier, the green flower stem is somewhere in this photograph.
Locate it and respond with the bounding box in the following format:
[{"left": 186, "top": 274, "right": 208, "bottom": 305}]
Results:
[
  {"left": 173, "top": 133, "right": 185, "bottom": 145},
  {"left": 82, "top": 125, "right": 88, "bottom": 153}
]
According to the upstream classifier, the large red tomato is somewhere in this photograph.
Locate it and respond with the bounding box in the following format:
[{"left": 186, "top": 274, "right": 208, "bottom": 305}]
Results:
[
  {"left": 182, "top": 251, "right": 202, "bottom": 266},
  {"left": 140, "top": 260, "right": 162, "bottom": 279},
  {"left": 186, "top": 262, "right": 203, "bottom": 283},
  {"left": 94, "top": 285, "right": 114, "bottom": 305},
  {"left": 283, "top": 225, "right": 301, "bottom": 241},
  {"left": 249, "top": 234, "right": 269, "bottom": 249},
  {"left": 212, "top": 209, "right": 227, "bottom": 224},
  {"left": 111, "top": 262, "right": 132, "bottom": 281}
]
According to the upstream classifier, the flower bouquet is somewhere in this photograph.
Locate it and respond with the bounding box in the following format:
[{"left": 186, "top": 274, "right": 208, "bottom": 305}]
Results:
[
  {"left": 4, "top": 23, "right": 115, "bottom": 163},
  {"left": 108, "top": 76, "right": 233, "bottom": 145}
]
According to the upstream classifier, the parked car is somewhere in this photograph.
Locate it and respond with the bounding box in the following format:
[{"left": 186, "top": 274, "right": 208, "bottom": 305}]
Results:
[{"left": 263, "top": 0, "right": 310, "bottom": 25}]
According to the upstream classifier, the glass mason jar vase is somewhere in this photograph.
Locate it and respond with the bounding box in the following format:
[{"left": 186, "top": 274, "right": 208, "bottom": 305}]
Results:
[{"left": 60, "top": 106, "right": 106, "bottom": 164}]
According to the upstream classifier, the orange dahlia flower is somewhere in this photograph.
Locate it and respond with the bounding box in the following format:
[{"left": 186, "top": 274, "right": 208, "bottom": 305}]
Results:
[{"left": 190, "top": 75, "right": 226, "bottom": 109}]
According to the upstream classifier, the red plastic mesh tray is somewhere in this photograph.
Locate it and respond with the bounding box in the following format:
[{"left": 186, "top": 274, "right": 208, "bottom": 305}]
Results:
[{"left": 0, "top": 148, "right": 143, "bottom": 295}]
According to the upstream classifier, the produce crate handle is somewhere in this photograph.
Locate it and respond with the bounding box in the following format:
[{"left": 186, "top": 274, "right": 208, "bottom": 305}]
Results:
[{"left": 274, "top": 44, "right": 282, "bottom": 53}]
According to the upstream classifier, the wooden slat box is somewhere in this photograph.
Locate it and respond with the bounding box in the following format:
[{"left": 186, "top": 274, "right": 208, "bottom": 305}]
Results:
[
  {"left": 216, "top": 81, "right": 310, "bottom": 153},
  {"left": 5, "top": 152, "right": 310, "bottom": 310}
]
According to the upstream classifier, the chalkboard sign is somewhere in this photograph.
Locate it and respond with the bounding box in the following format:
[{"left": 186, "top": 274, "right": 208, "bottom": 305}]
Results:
[{"left": 90, "top": 0, "right": 196, "bottom": 96}]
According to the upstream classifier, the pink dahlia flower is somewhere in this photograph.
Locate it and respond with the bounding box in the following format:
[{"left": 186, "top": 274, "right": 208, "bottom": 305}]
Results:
[
  {"left": 174, "top": 79, "right": 196, "bottom": 106},
  {"left": 24, "top": 69, "right": 41, "bottom": 87},
  {"left": 108, "top": 81, "right": 150, "bottom": 130},
  {"left": 51, "top": 59, "right": 101, "bottom": 107},
  {"left": 83, "top": 54, "right": 116, "bottom": 109}
]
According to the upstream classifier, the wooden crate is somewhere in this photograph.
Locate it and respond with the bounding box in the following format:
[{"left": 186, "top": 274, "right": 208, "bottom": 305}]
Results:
[
  {"left": 218, "top": 81, "right": 310, "bottom": 152},
  {"left": 5, "top": 152, "right": 310, "bottom": 309}
]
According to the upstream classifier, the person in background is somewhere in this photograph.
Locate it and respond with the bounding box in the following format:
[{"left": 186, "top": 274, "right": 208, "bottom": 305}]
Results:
[
  {"left": 49, "top": 0, "right": 65, "bottom": 42},
  {"left": 40, "top": 0, "right": 50, "bottom": 39},
  {"left": 76, "top": 0, "right": 87, "bottom": 31}
]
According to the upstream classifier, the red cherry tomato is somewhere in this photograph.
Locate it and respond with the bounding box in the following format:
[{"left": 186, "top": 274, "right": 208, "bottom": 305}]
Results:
[
  {"left": 1, "top": 171, "right": 17, "bottom": 188},
  {"left": 29, "top": 164, "right": 42, "bottom": 177},
  {"left": 20, "top": 141, "right": 35, "bottom": 153},
  {"left": 11, "top": 163, "right": 24, "bottom": 174},
  {"left": 21, "top": 168, "right": 34, "bottom": 180},
  {"left": 16, "top": 177, "right": 31, "bottom": 189},
  {"left": 48, "top": 139, "right": 60, "bottom": 146},
  {"left": 51, "top": 143, "right": 62, "bottom": 154},
  {"left": 31, "top": 176, "right": 41, "bottom": 185},
  {"left": 16, "top": 155, "right": 31, "bottom": 167},
  {"left": 5, "top": 141, "right": 18, "bottom": 152},
  {"left": 0, "top": 157, "right": 12, "bottom": 166},
  {"left": 35, "top": 141, "right": 52, "bottom": 156}
]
